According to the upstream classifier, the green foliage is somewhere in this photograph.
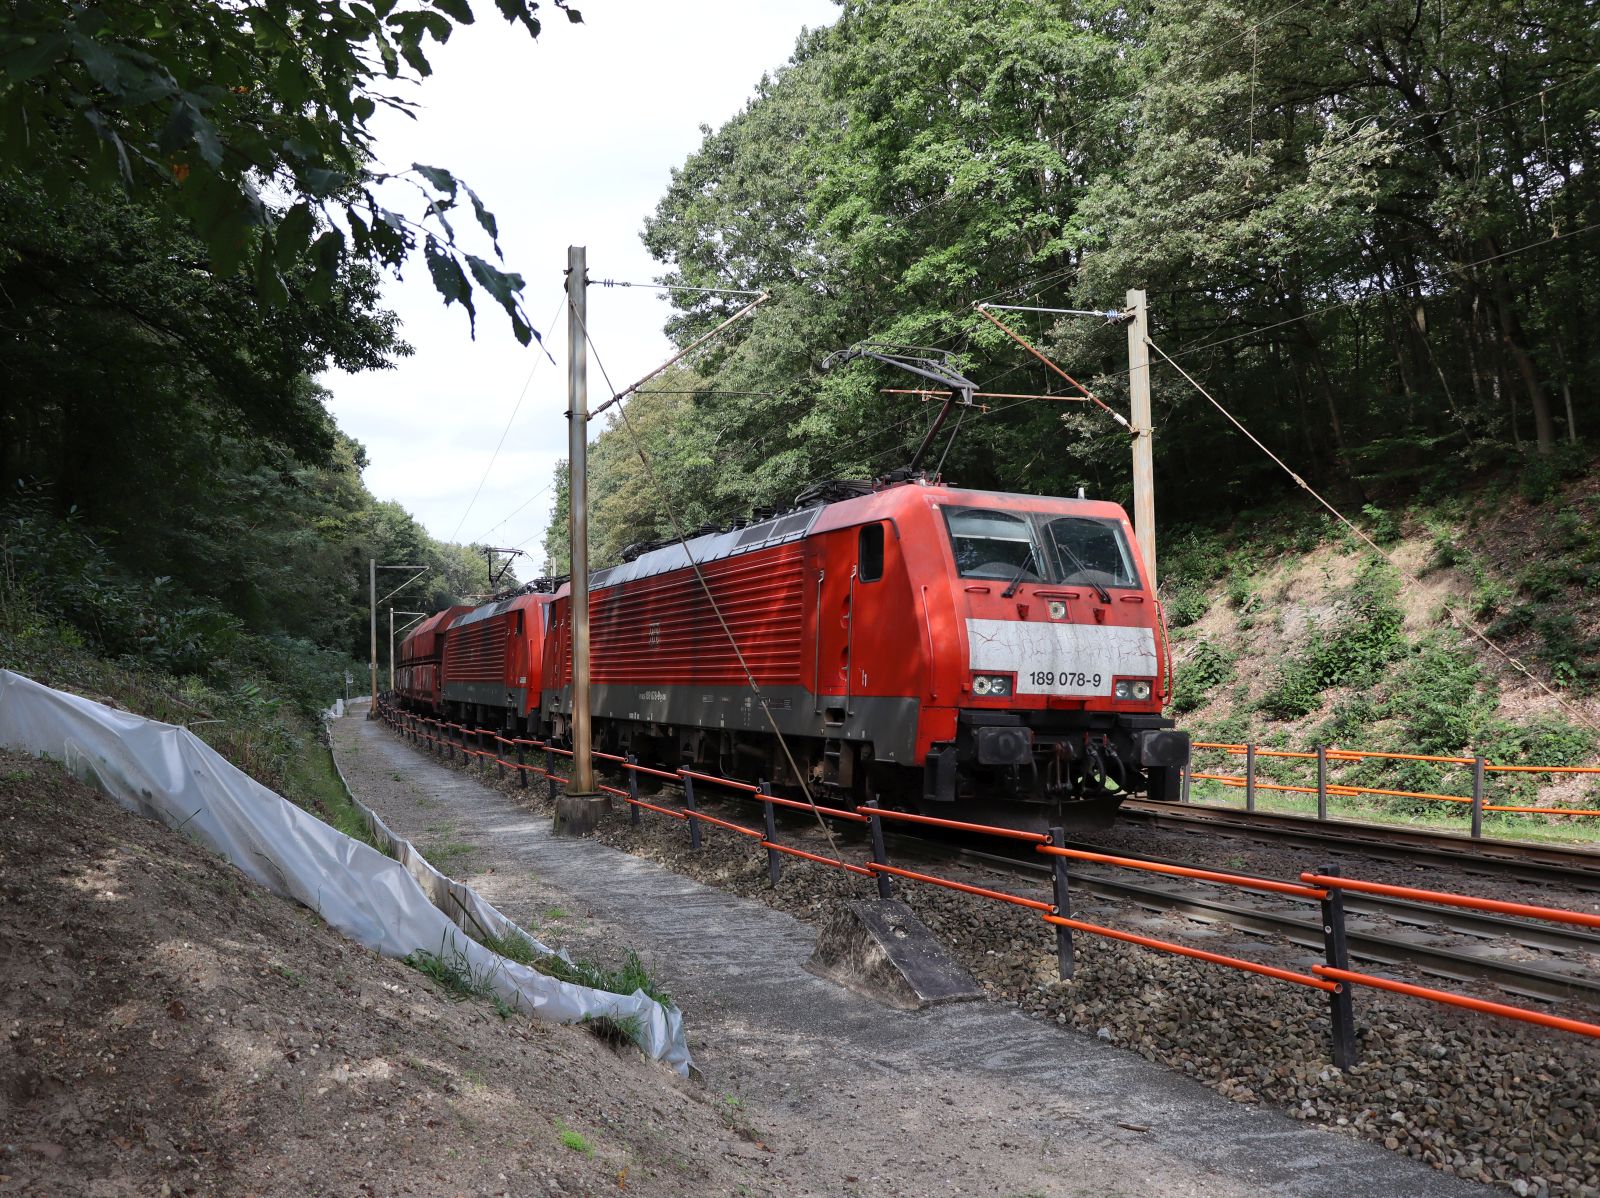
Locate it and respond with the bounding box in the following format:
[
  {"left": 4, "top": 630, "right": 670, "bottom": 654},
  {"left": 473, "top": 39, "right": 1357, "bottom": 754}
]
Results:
[
  {"left": 556, "top": 1122, "right": 593, "bottom": 1155},
  {"left": 403, "top": 941, "right": 519, "bottom": 1019},
  {"left": 1361, "top": 505, "right": 1400, "bottom": 547},
  {"left": 595, "top": 0, "right": 1599, "bottom": 568},
  {"left": 0, "top": 0, "right": 579, "bottom": 342},
  {"left": 1379, "top": 638, "right": 1496, "bottom": 755},
  {"left": 1163, "top": 579, "right": 1211, "bottom": 628},
  {"left": 529, "top": 946, "right": 673, "bottom": 1012},
  {"left": 1172, "top": 640, "right": 1235, "bottom": 714},
  {"left": 471, "top": 925, "right": 673, "bottom": 1036},
  {"left": 1257, "top": 560, "right": 1407, "bottom": 719}
]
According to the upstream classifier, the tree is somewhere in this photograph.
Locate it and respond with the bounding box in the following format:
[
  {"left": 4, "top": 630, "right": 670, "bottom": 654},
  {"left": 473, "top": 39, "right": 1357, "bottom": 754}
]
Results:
[{"left": 0, "top": 0, "right": 583, "bottom": 343}]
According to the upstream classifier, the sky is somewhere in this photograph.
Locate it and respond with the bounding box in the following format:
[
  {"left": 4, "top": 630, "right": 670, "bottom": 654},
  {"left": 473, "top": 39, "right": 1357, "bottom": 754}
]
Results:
[{"left": 322, "top": 0, "right": 837, "bottom": 568}]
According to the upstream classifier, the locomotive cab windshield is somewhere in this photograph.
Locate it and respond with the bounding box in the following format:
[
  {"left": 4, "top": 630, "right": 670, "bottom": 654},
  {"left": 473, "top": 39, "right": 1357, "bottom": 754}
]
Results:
[{"left": 944, "top": 506, "right": 1140, "bottom": 592}]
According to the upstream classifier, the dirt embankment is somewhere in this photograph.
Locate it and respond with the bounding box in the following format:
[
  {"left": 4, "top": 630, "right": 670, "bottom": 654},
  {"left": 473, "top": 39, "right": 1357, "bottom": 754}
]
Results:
[{"left": 0, "top": 752, "right": 788, "bottom": 1197}]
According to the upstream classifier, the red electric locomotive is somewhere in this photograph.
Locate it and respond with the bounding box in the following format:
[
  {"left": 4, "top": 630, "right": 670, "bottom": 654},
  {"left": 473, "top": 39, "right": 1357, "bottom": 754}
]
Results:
[
  {"left": 395, "top": 605, "right": 472, "bottom": 712},
  {"left": 537, "top": 476, "right": 1188, "bottom": 824},
  {"left": 437, "top": 592, "right": 556, "bottom": 729}
]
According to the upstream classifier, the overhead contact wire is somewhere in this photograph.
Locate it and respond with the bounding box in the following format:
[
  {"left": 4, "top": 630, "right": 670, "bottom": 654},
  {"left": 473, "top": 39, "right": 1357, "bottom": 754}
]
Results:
[{"left": 447, "top": 293, "right": 567, "bottom": 546}]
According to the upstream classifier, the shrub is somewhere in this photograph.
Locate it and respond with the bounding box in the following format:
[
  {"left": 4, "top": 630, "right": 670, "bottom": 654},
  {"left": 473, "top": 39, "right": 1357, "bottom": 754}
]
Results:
[
  {"left": 1256, "top": 560, "right": 1406, "bottom": 720},
  {"left": 1172, "top": 640, "right": 1236, "bottom": 713},
  {"left": 1361, "top": 504, "right": 1401, "bottom": 546},
  {"left": 1163, "top": 578, "right": 1211, "bottom": 628}
]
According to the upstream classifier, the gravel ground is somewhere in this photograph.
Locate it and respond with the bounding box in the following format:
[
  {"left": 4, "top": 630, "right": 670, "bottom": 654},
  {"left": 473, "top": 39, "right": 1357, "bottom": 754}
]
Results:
[{"left": 380, "top": 720, "right": 1600, "bottom": 1198}]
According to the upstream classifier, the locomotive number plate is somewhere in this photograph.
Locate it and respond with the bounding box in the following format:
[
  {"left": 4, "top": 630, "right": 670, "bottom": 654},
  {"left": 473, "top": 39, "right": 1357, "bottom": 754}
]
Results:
[{"left": 965, "top": 619, "right": 1157, "bottom": 697}]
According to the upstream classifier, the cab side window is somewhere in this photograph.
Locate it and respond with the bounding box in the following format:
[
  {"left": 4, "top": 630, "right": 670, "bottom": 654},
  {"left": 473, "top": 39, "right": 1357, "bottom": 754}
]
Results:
[{"left": 859, "top": 523, "right": 885, "bottom": 583}]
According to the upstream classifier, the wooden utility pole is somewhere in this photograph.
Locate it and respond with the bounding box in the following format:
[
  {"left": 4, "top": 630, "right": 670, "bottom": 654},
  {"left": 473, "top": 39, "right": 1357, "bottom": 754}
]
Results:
[
  {"left": 553, "top": 244, "right": 604, "bottom": 834},
  {"left": 368, "top": 558, "right": 377, "bottom": 716},
  {"left": 1126, "top": 289, "right": 1156, "bottom": 590}
]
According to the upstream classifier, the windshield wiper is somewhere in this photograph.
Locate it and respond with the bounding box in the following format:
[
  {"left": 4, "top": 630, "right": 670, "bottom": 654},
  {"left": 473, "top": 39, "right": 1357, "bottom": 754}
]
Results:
[
  {"left": 1002, "top": 546, "right": 1037, "bottom": 598},
  {"left": 1051, "top": 536, "right": 1112, "bottom": 604}
]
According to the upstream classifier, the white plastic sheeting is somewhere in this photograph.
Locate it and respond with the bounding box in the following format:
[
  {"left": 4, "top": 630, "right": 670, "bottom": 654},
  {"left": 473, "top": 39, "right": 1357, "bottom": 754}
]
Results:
[{"left": 0, "top": 670, "right": 692, "bottom": 1075}]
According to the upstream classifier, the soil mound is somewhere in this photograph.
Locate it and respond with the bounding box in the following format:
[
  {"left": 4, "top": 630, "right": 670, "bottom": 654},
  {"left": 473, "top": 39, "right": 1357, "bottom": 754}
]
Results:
[{"left": 0, "top": 752, "right": 768, "bottom": 1197}]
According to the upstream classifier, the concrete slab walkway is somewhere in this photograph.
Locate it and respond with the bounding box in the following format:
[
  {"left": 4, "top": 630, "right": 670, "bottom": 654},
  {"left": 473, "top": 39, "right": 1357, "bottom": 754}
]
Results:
[{"left": 333, "top": 711, "right": 1487, "bottom": 1198}]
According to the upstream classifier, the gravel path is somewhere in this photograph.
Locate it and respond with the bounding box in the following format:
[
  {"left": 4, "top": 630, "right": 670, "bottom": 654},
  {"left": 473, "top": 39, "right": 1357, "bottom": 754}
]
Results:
[{"left": 333, "top": 711, "right": 1497, "bottom": 1198}]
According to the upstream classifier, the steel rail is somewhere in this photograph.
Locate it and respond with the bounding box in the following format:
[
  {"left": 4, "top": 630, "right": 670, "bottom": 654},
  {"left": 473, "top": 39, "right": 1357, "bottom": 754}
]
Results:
[
  {"left": 926, "top": 842, "right": 1600, "bottom": 1006},
  {"left": 1118, "top": 800, "right": 1600, "bottom": 892}
]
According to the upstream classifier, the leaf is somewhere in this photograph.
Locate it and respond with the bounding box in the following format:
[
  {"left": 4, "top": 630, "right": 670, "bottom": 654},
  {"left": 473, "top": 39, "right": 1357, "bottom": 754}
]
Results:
[
  {"left": 411, "top": 163, "right": 458, "bottom": 199},
  {"left": 463, "top": 184, "right": 499, "bottom": 249},
  {"left": 70, "top": 36, "right": 124, "bottom": 93},
  {"left": 427, "top": 0, "right": 476, "bottom": 23},
  {"left": 0, "top": 33, "right": 68, "bottom": 86},
  {"left": 255, "top": 243, "right": 290, "bottom": 308},
  {"left": 275, "top": 201, "right": 316, "bottom": 267},
  {"left": 301, "top": 166, "right": 346, "bottom": 196},
  {"left": 464, "top": 253, "right": 533, "bottom": 344},
  {"left": 563, "top": 6, "right": 584, "bottom": 22},
  {"left": 492, "top": 0, "right": 541, "bottom": 36},
  {"left": 306, "top": 229, "right": 346, "bottom": 304},
  {"left": 424, "top": 239, "right": 477, "bottom": 333}
]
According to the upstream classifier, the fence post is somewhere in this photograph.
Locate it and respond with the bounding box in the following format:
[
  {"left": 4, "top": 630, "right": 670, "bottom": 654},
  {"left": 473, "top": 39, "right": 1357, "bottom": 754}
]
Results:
[
  {"left": 1471, "top": 755, "right": 1486, "bottom": 839},
  {"left": 865, "top": 797, "right": 892, "bottom": 899},
  {"left": 683, "top": 773, "right": 702, "bottom": 850},
  {"left": 1181, "top": 759, "right": 1192, "bottom": 803},
  {"left": 1049, "top": 825, "right": 1074, "bottom": 981},
  {"left": 1316, "top": 745, "right": 1328, "bottom": 821},
  {"left": 1318, "top": 863, "right": 1358, "bottom": 1069},
  {"left": 1244, "top": 743, "right": 1257, "bottom": 813},
  {"left": 516, "top": 741, "right": 527, "bottom": 789},
  {"left": 760, "top": 782, "right": 780, "bottom": 885},
  {"left": 545, "top": 747, "right": 556, "bottom": 801},
  {"left": 496, "top": 731, "right": 505, "bottom": 781},
  {"left": 627, "top": 755, "right": 641, "bottom": 826}
]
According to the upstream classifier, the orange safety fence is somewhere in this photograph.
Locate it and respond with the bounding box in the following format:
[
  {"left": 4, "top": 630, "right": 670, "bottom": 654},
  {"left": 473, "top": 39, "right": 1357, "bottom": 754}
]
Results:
[
  {"left": 766, "top": 842, "right": 875, "bottom": 877},
  {"left": 686, "top": 808, "right": 767, "bottom": 840},
  {"left": 1300, "top": 873, "right": 1600, "bottom": 930},
  {"left": 864, "top": 863, "right": 1055, "bottom": 912},
  {"left": 680, "top": 768, "right": 760, "bottom": 795},
  {"left": 1040, "top": 844, "right": 1328, "bottom": 901},
  {"left": 1193, "top": 769, "right": 1600, "bottom": 818},
  {"left": 373, "top": 701, "right": 1600, "bottom": 1053},
  {"left": 1189, "top": 749, "right": 1600, "bottom": 819},
  {"left": 1313, "top": 965, "right": 1600, "bottom": 1040},
  {"left": 1195, "top": 740, "right": 1600, "bottom": 775},
  {"left": 1044, "top": 916, "right": 1340, "bottom": 992},
  {"left": 870, "top": 806, "right": 1050, "bottom": 843}
]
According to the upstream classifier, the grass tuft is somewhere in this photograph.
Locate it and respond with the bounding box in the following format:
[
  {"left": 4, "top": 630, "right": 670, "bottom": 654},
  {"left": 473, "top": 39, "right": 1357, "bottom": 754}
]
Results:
[{"left": 556, "top": 1122, "right": 593, "bottom": 1155}]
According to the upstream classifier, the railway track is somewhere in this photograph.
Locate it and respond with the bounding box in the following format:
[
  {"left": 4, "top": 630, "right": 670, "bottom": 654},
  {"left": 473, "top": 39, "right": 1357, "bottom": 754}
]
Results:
[
  {"left": 420, "top": 731, "right": 1600, "bottom": 1011},
  {"left": 612, "top": 769, "right": 1600, "bottom": 1008},
  {"left": 930, "top": 840, "right": 1600, "bottom": 1007},
  {"left": 1119, "top": 798, "right": 1600, "bottom": 892}
]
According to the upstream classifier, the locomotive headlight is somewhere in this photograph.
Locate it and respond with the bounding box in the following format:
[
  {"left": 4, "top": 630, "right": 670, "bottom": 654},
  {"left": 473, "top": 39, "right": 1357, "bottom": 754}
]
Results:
[
  {"left": 972, "top": 675, "right": 993, "bottom": 695},
  {"left": 1048, "top": 601, "right": 1067, "bottom": 620},
  {"left": 971, "top": 673, "right": 1010, "bottom": 697},
  {"left": 1114, "top": 679, "right": 1155, "bottom": 701}
]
